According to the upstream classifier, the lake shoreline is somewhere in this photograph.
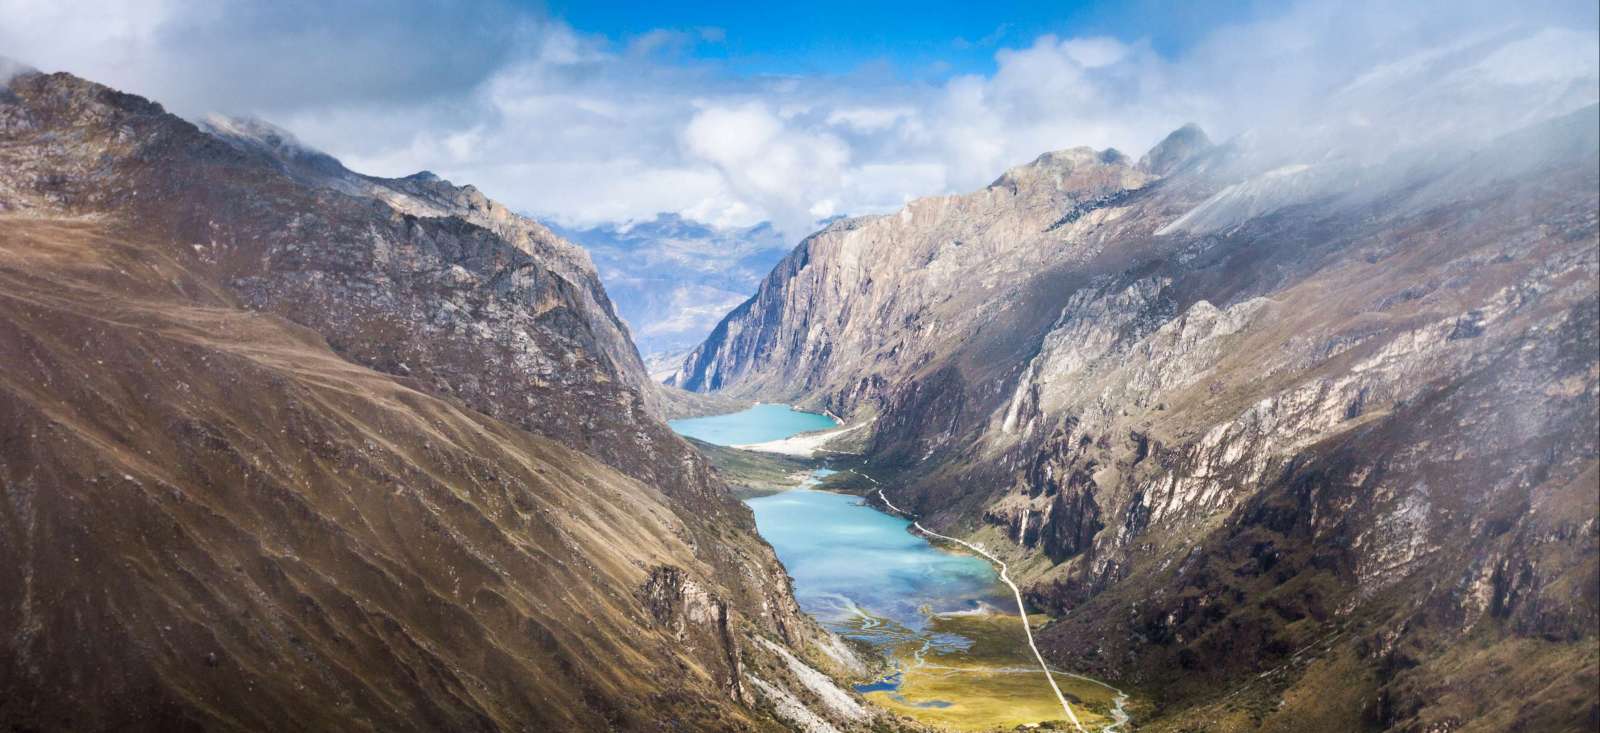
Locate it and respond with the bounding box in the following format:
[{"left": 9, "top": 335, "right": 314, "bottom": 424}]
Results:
[{"left": 672, "top": 404, "right": 1130, "bottom": 730}]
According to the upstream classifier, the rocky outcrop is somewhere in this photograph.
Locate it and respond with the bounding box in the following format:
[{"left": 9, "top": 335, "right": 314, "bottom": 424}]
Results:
[
  {"left": 1138, "top": 123, "right": 1212, "bottom": 176},
  {"left": 197, "top": 111, "right": 666, "bottom": 465},
  {"left": 993, "top": 424, "right": 1107, "bottom": 563},
  {"left": 677, "top": 96, "right": 1600, "bottom": 730},
  {"left": 640, "top": 566, "right": 749, "bottom": 703}
]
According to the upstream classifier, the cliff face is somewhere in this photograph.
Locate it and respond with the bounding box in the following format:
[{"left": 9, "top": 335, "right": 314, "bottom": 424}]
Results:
[
  {"left": 676, "top": 104, "right": 1600, "bottom": 729},
  {"left": 0, "top": 71, "right": 864, "bottom": 732},
  {"left": 670, "top": 145, "right": 1171, "bottom": 404},
  {"left": 197, "top": 113, "right": 655, "bottom": 416}
]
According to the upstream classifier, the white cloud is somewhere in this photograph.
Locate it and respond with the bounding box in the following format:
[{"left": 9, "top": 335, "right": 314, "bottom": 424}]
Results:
[
  {"left": 1061, "top": 37, "right": 1129, "bottom": 69},
  {"left": 682, "top": 102, "right": 852, "bottom": 234},
  {"left": 826, "top": 106, "right": 916, "bottom": 132},
  {"left": 642, "top": 285, "right": 751, "bottom": 336},
  {"left": 2, "top": 0, "right": 1595, "bottom": 243},
  {"left": 1471, "top": 27, "right": 1599, "bottom": 85}
]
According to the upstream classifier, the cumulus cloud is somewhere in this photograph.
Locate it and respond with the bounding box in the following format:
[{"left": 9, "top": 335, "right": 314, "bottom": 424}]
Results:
[
  {"left": 2, "top": 0, "right": 1595, "bottom": 241},
  {"left": 682, "top": 102, "right": 852, "bottom": 235}
]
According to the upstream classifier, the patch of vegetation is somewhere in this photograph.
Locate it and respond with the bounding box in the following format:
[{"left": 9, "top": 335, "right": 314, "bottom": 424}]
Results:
[
  {"left": 864, "top": 612, "right": 1129, "bottom": 732},
  {"left": 685, "top": 437, "right": 819, "bottom": 498},
  {"left": 813, "top": 464, "right": 876, "bottom": 495}
]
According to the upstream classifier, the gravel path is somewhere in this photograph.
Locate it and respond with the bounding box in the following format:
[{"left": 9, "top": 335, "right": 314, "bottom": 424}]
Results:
[{"left": 865, "top": 476, "right": 1088, "bottom": 733}]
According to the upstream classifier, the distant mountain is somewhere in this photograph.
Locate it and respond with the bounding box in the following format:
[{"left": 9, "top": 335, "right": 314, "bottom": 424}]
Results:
[
  {"left": 548, "top": 214, "right": 791, "bottom": 363},
  {"left": 0, "top": 70, "right": 873, "bottom": 732},
  {"left": 673, "top": 89, "right": 1600, "bottom": 733}
]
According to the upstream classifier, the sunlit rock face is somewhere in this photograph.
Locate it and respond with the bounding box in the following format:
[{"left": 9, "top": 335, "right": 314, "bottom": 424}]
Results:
[
  {"left": 677, "top": 93, "right": 1600, "bottom": 729},
  {"left": 670, "top": 143, "right": 1166, "bottom": 398}
]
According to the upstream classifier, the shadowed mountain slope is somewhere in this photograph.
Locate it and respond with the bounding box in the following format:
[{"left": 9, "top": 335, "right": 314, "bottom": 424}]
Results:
[{"left": 0, "top": 71, "right": 877, "bottom": 732}]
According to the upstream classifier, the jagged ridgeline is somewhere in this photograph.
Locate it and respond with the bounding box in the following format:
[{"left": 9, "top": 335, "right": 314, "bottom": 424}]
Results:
[
  {"left": 673, "top": 102, "right": 1600, "bottom": 729},
  {"left": 0, "top": 70, "right": 883, "bottom": 732}
]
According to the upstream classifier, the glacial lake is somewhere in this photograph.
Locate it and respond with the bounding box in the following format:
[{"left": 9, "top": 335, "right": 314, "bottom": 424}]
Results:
[
  {"left": 670, "top": 406, "right": 1123, "bottom": 729},
  {"left": 747, "top": 481, "right": 1009, "bottom": 635},
  {"left": 668, "top": 406, "right": 1009, "bottom": 671},
  {"left": 667, "top": 403, "right": 839, "bottom": 445}
]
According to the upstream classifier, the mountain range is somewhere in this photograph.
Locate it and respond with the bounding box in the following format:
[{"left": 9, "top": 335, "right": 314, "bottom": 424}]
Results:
[
  {"left": 1, "top": 27, "right": 1596, "bottom": 732},
  {"left": 670, "top": 103, "right": 1600, "bottom": 729},
  {"left": 547, "top": 214, "right": 791, "bottom": 372}
]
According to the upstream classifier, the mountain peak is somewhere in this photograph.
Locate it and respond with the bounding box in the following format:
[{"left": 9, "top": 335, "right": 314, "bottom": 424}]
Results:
[
  {"left": 1138, "top": 122, "right": 1212, "bottom": 176},
  {"left": 199, "top": 113, "right": 352, "bottom": 181},
  {"left": 989, "top": 146, "right": 1139, "bottom": 194}
]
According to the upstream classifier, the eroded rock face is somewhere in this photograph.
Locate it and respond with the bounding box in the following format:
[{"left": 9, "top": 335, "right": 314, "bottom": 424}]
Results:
[
  {"left": 985, "top": 421, "right": 1106, "bottom": 563},
  {"left": 640, "top": 566, "right": 747, "bottom": 703},
  {"left": 676, "top": 104, "right": 1600, "bottom": 728}
]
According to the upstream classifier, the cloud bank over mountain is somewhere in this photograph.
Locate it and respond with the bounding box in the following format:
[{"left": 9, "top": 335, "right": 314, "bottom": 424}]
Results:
[
  {"left": 3, "top": 0, "right": 1594, "bottom": 241},
  {"left": 547, "top": 214, "right": 790, "bottom": 359}
]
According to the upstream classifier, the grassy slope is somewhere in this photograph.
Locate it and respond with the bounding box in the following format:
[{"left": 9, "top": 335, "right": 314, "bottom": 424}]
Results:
[
  {"left": 861, "top": 613, "right": 1124, "bottom": 732},
  {"left": 656, "top": 384, "right": 755, "bottom": 420},
  {"left": 687, "top": 438, "right": 819, "bottom": 498},
  {"left": 0, "top": 218, "right": 780, "bottom": 731}
]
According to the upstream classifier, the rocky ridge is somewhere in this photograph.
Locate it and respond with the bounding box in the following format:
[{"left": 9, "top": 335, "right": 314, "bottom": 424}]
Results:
[{"left": 0, "top": 70, "right": 883, "bottom": 732}]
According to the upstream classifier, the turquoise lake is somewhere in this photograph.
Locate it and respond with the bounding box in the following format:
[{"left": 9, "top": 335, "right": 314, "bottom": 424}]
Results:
[
  {"left": 747, "top": 483, "right": 1008, "bottom": 634},
  {"left": 668, "top": 406, "right": 1008, "bottom": 659},
  {"left": 667, "top": 403, "right": 839, "bottom": 445}
]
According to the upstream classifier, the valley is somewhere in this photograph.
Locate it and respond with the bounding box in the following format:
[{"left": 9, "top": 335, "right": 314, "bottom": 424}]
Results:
[
  {"left": 2, "top": 11, "right": 1596, "bottom": 733},
  {"left": 673, "top": 406, "right": 1130, "bottom": 730}
]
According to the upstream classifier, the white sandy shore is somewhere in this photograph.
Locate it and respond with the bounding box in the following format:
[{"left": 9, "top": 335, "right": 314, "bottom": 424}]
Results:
[{"left": 732, "top": 421, "right": 867, "bottom": 457}]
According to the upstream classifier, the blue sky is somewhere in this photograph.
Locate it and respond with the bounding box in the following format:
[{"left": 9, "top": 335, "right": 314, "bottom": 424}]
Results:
[{"left": 540, "top": 0, "right": 1259, "bottom": 79}]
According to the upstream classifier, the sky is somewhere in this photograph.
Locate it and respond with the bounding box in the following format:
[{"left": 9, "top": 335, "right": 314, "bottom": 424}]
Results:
[
  {"left": 2, "top": 0, "right": 1596, "bottom": 242},
  {"left": 538, "top": 0, "right": 1260, "bottom": 79}
]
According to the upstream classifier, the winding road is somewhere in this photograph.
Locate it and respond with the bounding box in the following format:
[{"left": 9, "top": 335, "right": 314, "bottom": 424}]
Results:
[{"left": 864, "top": 475, "right": 1089, "bottom": 733}]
